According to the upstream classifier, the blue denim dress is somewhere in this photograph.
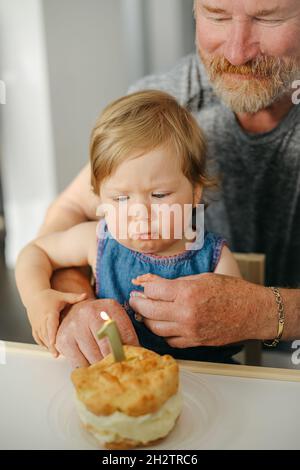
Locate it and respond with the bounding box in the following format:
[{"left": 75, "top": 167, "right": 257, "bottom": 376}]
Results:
[{"left": 95, "top": 220, "right": 241, "bottom": 362}]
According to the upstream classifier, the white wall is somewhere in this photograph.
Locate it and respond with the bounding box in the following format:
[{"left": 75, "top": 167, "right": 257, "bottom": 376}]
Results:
[
  {"left": 144, "top": 0, "right": 194, "bottom": 74},
  {"left": 120, "top": 0, "right": 147, "bottom": 85},
  {"left": 42, "top": 0, "right": 132, "bottom": 192},
  {"left": 0, "top": 0, "right": 57, "bottom": 267},
  {"left": 0, "top": 0, "right": 195, "bottom": 266}
]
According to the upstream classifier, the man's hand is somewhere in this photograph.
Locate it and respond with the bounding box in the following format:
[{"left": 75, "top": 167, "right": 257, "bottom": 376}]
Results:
[
  {"left": 55, "top": 298, "right": 139, "bottom": 368},
  {"left": 129, "top": 273, "right": 277, "bottom": 348}
]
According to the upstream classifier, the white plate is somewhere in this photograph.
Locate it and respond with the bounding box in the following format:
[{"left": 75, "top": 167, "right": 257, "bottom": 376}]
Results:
[{"left": 47, "top": 370, "right": 229, "bottom": 450}]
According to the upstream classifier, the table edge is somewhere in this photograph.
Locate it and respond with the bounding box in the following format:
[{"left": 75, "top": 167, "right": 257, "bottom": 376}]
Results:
[{"left": 3, "top": 340, "right": 300, "bottom": 382}]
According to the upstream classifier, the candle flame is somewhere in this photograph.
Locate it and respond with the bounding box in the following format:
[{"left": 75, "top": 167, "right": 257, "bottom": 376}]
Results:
[{"left": 100, "top": 311, "right": 110, "bottom": 321}]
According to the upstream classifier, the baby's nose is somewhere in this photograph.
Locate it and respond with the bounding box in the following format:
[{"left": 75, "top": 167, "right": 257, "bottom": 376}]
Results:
[{"left": 129, "top": 200, "right": 151, "bottom": 221}]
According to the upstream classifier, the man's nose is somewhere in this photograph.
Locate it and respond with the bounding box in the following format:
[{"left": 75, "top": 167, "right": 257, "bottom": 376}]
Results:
[{"left": 223, "top": 19, "right": 261, "bottom": 65}]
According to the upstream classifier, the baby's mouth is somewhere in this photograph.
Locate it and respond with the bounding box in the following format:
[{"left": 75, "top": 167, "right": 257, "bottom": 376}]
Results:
[{"left": 131, "top": 232, "right": 159, "bottom": 240}]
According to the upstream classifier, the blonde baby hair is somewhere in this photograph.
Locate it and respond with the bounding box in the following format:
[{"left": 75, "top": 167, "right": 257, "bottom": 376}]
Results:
[{"left": 90, "top": 89, "right": 214, "bottom": 195}]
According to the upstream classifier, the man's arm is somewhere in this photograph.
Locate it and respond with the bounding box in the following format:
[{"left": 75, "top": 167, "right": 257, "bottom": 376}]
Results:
[
  {"left": 38, "top": 164, "right": 100, "bottom": 237},
  {"left": 129, "top": 275, "right": 300, "bottom": 347}
]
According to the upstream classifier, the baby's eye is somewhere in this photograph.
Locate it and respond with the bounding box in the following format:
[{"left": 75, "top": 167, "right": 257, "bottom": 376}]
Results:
[
  {"left": 152, "top": 193, "right": 171, "bottom": 199},
  {"left": 113, "top": 195, "right": 129, "bottom": 202}
]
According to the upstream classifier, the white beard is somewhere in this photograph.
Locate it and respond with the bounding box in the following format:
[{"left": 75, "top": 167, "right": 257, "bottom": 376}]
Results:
[
  {"left": 200, "top": 52, "right": 300, "bottom": 114},
  {"left": 211, "top": 75, "right": 291, "bottom": 113}
]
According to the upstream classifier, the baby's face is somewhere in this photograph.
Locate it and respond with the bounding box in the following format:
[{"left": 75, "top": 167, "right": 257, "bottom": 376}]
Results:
[{"left": 99, "top": 145, "right": 201, "bottom": 255}]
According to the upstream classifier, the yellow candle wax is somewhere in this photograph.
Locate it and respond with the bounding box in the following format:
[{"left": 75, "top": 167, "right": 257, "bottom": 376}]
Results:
[{"left": 97, "top": 311, "right": 125, "bottom": 362}]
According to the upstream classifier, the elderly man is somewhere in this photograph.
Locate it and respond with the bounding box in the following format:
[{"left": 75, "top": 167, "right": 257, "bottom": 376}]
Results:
[{"left": 34, "top": 0, "right": 300, "bottom": 367}]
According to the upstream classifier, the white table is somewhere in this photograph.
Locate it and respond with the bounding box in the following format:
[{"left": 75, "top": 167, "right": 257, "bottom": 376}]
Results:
[{"left": 1, "top": 341, "right": 300, "bottom": 450}]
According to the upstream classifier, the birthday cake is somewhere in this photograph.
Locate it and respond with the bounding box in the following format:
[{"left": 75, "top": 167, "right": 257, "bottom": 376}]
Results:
[{"left": 71, "top": 345, "right": 182, "bottom": 449}]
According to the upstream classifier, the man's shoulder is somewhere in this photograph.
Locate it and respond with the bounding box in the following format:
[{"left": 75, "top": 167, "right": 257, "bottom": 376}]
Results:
[{"left": 128, "top": 53, "right": 211, "bottom": 108}]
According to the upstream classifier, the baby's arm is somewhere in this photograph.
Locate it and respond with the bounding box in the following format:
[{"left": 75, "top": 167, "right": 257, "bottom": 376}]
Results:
[
  {"left": 15, "top": 221, "right": 98, "bottom": 354},
  {"left": 214, "top": 245, "right": 241, "bottom": 277}
]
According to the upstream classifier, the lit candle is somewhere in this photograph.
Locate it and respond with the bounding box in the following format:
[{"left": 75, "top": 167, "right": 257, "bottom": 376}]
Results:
[{"left": 97, "top": 311, "right": 125, "bottom": 362}]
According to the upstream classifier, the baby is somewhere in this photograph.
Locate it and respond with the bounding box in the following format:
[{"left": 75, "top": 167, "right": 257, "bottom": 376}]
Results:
[{"left": 15, "top": 90, "right": 241, "bottom": 361}]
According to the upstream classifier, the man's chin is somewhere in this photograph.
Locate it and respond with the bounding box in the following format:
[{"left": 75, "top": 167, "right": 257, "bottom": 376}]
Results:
[{"left": 211, "top": 76, "right": 284, "bottom": 114}]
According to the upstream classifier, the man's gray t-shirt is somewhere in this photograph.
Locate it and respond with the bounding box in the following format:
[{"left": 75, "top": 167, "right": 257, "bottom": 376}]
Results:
[{"left": 130, "top": 53, "right": 300, "bottom": 288}]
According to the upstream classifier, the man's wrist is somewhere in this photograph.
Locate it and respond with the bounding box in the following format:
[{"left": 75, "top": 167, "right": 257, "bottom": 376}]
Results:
[
  {"left": 279, "top": 288, "right": 300, "bottom": 340},
  {"left": 263, "top": 288, "right": 285, "bottom": 347},
  {"left": 251, "top": 286, "right": 300, "bottom": 342},
  {"left": 51, "top": 267, "right": 95, "bottom": 298},
  {"left": 59, "top": 297, "right": 96, "bottom": 323},
  {"left": 247, "top": 284, "right": 278, "bottom": 341}
]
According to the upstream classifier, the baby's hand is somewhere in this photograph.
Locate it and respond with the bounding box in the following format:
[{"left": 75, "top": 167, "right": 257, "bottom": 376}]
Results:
[
  {"left": 132, "top": 273, "right": 162, "bottom": 286},
  {"left": 26, "top": 289, "right": 87, "bottom": 357}
]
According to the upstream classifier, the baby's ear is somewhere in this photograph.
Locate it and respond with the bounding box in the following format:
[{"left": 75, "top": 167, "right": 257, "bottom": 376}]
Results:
[{"left": 193, "top": 184, "right": 203, "bottom": 207}]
